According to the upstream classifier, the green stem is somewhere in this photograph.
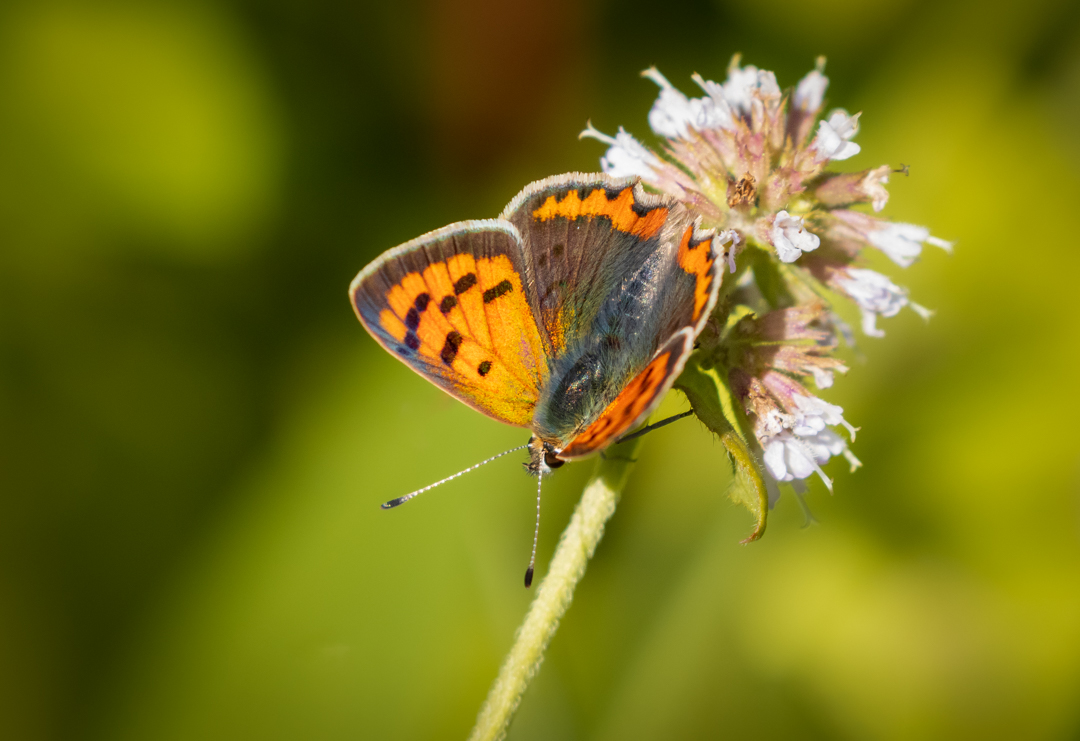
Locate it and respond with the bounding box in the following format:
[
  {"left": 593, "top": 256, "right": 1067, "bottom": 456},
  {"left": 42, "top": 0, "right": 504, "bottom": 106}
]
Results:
[{"left": 468, "top": 436, "right": 643, "bottom": 741}]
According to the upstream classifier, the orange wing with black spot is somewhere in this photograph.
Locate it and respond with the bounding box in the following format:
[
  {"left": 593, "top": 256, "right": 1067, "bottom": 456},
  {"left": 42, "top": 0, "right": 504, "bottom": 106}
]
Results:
[
  {"left": 350, "top": 220, "right": 546, "bottom": 428},
  {"left": 558, "top": 329, "right": 696, "bottom": 459}
]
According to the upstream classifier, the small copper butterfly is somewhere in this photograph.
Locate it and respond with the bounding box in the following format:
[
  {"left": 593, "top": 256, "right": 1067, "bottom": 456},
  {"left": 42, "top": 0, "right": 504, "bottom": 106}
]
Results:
[{"left": 350, "top": 173, "right": 722, "bottom": 585}]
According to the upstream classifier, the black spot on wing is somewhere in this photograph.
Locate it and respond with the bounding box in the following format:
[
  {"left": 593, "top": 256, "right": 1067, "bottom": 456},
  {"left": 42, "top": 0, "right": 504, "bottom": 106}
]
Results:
[
  {"left": 405, "top": 308, "right": 420, "bottom": 330},
  {"left": 440, "top": 331, "right": 463, "bottom": 366},
  {"left": 454, "top": 273, "right": 477, "bottom": 294},
  {"left": 404, "top": 333, "right": 420, "bottom": 351},
  {"left": 439, "top": 295, "right": 457, "bottom": 314},
  {"left": 478, "top": 360, "right": 492, "bottom": 376},
  {"left": 414, "top": 292, "right": 431, "bottom": 311},
  {"left": 482, "top": 280, "right": 513, "bottom": 303}
]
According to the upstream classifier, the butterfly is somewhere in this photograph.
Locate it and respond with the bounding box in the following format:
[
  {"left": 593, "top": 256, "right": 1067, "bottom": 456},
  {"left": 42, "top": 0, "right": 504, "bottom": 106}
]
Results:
[{"left": 350, "top": 172, "right": 722, "bottom": 585}]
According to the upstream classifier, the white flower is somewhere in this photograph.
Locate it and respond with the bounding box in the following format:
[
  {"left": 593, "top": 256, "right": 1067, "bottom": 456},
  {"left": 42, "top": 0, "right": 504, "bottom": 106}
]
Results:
[
  {"left": 759, "top": 397, "right": 860, "bottom": 492},
  {"left": 642, "top": 68, "right": 729, "bottom": 138},
  {"left": 770, "top": 211, "right": 821, "bottom": 263},
  {"left": 723, "top": 65, "right": 780, "bottom": 115},
  {"left": 762, "top": 426, "right": 861, "bottom": 492},
  {"left": 687, "top": 96, "right": 730, "bottom": 131},
  {"left": 716, "top": 229, "right": 742, "bottom": 273},
  {"left": 834, "top": 268, "right": 932, "bottom": 337},
  {"left": 691, "top": 64, "right": 778, "bottom": 124},
  {"left": 863, "top": 166, "right": 891, "bottom": 212},
  {"left": 866, "top": 221, "right": 954, "bottom": 268},
  {"left": 793, "top": 68, "right": 829, "bottom": 113},
  {"left": 689, "top": 74, "right": 737, "bottom": 130},
  {"left": 642, "top": 68, "right": 695, "bottom": 139},
  {"left": 808, "top": 365, "right": 836, "bottom": 389},
  {"left": 579, "top": 123, "right": 662, "bottom": 179},
  {"left": 812, "top": 110, "right": 861, "bottom": 161},
  {"left": 791, "top": 394, "right": 857, "bottom": 440},
  {"left": 759, "top": 408, "right": 795, "bottom": 437},
  {"left": 764, "top": 431, "right": 824, "bottom": 484},
  {"left": 762, "top": 429, "right": 846, "bottom": 491}
]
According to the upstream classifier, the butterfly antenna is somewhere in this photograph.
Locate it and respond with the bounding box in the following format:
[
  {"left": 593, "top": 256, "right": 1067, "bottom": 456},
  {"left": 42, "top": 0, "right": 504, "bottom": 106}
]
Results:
[
  {"left": 380, "top": 444, "right": 529, "bottom": 509},
  {"left": 524, "top": 472, "right": 543, "bottom": 588}
]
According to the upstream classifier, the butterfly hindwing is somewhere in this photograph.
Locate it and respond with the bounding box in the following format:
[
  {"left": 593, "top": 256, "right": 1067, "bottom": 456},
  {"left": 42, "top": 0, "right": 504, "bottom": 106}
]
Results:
[
  {"left": 350, "top": 220, "right": 547, "bottom": 428},
  {"left": 558, "top": 328, "right": 696, "bottom": 459}
]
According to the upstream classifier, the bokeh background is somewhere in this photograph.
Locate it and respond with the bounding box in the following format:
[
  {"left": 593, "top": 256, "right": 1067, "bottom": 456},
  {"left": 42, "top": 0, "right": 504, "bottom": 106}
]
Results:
[{"left": 2, "top": 0, "right": 1080, "bottom": 738}]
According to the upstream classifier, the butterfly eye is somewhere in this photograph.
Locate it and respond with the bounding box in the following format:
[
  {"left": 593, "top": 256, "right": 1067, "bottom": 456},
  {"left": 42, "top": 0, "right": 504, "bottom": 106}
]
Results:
[{"left": 543, "top": 450, "right": 565, "bottom": 470}]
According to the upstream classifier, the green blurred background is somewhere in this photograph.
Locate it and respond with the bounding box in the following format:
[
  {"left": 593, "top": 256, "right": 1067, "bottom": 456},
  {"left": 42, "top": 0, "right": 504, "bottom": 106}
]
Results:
[{"left": 2, "top": 0, "right": 1079, "bottom": 738}]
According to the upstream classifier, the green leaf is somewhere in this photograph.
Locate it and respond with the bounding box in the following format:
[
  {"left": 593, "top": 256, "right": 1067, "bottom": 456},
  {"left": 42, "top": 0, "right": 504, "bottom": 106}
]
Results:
[
  {"left": 717, "top": 424, "right": 770, "bottom": 544},
  {"left": 675, "top": 359, "right": 768, "bottom": 542}
]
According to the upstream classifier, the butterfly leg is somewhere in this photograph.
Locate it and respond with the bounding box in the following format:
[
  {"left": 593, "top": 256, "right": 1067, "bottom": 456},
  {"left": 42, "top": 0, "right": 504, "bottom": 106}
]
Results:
[{"left": 614, "top": 409, "right": 694, "bottom": 444}]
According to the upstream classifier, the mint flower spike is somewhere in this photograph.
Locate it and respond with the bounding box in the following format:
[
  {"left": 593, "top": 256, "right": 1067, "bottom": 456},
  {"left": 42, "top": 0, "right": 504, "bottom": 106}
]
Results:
[{"left": 580, "top": 55, "right": 950, "bottom": 512}]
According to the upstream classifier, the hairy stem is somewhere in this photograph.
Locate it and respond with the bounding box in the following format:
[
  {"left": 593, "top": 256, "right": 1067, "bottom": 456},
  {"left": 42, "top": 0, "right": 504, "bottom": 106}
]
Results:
[{"left": 468, "top": 436, "right": 643, "bottom": 741}]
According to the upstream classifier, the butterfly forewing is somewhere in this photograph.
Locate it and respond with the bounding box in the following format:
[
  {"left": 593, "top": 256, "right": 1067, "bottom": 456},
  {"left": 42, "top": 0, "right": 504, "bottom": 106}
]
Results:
[
  {"left": 350, "top": 220, "right": 547, "bottom": 428},
  {"left": 501, "top": 173, "right": 684, "bottom": 357}
]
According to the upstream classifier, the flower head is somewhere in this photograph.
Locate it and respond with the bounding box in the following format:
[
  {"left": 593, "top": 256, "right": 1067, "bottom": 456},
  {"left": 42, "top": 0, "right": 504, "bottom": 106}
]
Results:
[{"left": 583, "top": 56, "right": 948, "bottom": 509}]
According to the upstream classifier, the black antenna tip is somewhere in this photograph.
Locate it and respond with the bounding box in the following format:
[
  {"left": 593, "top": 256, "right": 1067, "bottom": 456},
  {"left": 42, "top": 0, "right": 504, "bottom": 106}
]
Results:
[
  {"left": 381, "top": 497, "right": 406, "bottom": 510},
  {"left": 524, "top": 566, "right": 534, "bottom": 588}
]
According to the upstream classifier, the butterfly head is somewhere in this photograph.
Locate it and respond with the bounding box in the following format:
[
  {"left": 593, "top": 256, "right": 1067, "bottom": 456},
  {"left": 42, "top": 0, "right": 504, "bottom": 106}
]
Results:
[{"left": 526, "top": 436, "right": 565, "bottom": 476}]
